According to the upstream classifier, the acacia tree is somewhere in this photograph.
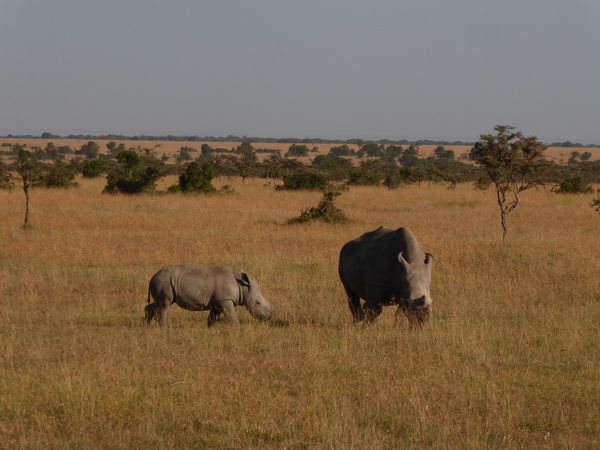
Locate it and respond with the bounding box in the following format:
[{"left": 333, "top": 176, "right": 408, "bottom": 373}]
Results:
[
  {"left": 236, "top": 147, "right": 259, "bottom": 183},
  {"left": 471, "top": 125, "right": 548, "bottom": 240},
  {"left": 1, "top": 147, "right": 46, "bottom": 228},
  {"left": 262, "top": 152, "right": 283, "bottom": 182}
]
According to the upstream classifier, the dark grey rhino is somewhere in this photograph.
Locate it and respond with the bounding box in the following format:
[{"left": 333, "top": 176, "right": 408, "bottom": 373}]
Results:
[
  {"left": 145, "top": 264, "right": 274, "bottom": 328},
  {"left": 339, "top": 226, "right": 433, "bottom": 326}
]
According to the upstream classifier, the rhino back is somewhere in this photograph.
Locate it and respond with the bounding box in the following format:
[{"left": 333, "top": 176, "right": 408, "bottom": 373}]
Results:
[
  {"left": 339, "top": 227, "right": 424, "bottom": 291},
  {"left": 177, "top": 266, "right": 242, "bottom": 307}
]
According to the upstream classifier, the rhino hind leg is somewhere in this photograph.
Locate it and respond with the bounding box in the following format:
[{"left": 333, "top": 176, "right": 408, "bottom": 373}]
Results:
[
  {"left": 207, "top": 306, "right": 222, "bottom": 327},
  {"left": 144, "top": 303, "right": 156, "bottom": 324}
]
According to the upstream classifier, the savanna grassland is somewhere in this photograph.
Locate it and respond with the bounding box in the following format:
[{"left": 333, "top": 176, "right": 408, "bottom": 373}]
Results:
[{"left": 1, "top": 175, "right": 599, "bottom": 448}]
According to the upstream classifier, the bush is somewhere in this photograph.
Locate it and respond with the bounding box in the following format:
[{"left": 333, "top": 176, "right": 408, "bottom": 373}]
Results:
[
  {"left": 279, "top": 171, "right": 328, "bottom": 190},
  {"left": 286, "top": 144, "right": 309, "bottom": 157},
  {"left": 383, "top": 172, "right": 404, "bottom": 189},
  {"left": 555, "top": 176, "right": 593, "bottom": 194},
  {"left": 104, "top": 150, "right": 166, "bottom": 194},
  {"left": 41, "top": 161, "right": 78, "bottom": 188},
  {"left": 82, "top": 159, "right": 105, "bottom": 178},
  {"left": 329, "top": 145, "right": 355, "bottom": 156},
  {"left": 288, "top": 190, "right": 349, "bottom": 224},
  {"left": 75, "top": 141, "right": 100, "bottom": 159},
  {"left": 311, "top": 154, "right": 353, "bottom": 181},
  {"left": 360, "top": 143, "right": 384, "bottom": 157},
  {"left": 178, "top": 161, "right": 216, "bottom": 193},
  {"left": 218, "top": 184, "right": 237, "bottom": 195},
  {"left": 347, "top": 169, "right": 381, "bottom": 186}
]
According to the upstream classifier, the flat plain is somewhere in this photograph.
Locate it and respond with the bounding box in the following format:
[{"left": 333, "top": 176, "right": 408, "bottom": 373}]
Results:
[{"left": 1, "top": 174, "right": 599, "bottom": 447}]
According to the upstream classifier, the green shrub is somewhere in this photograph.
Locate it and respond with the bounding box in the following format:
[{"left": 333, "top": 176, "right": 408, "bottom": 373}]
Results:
[
  {"left": 288, "top": 190, "right": 349, "bottom": 224},
  {"left": 279, "top": 171, "right": 328, "bottom": 190},
  {"left": 104, "top": 150, "right": 166, "bottom": 194},
  {"left": 555, "top": 176, "right": 593, "bottom": 194},
  {"left": 286, "top": 144, "right": 310, "bottom": 157},
  {"left": 347, "top": 169, "right": 381, "bottom": 186},
  {"left": 82, "top": 159, "right": 105, "bottom": 178},
  {"left": 218, "top": 184, "right": 237, "bottom": 195},
  {"left": 41, "top": 161, "right": 78, "bottom": 188},
  {"left": 178, "top": 161, "right": 216, "bottom": 193},
  {"left": 383, "top": 172, "right": 404, "bottom": 189}
]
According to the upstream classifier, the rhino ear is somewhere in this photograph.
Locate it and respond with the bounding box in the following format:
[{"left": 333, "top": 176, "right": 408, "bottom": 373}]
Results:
[
  {"left": 237, "top": 272, "right": 251, "bottom": 287},
  {"left": 425, "top": 253, "right": 434, "bottom": 265},
  {"left": 398, "top": 252, "right": 410, "bottom": 272}
]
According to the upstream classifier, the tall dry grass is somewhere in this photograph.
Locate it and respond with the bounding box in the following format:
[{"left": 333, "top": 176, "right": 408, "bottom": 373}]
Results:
[{"left": 1, "top": 177, "right": 598, "bottom": 447}]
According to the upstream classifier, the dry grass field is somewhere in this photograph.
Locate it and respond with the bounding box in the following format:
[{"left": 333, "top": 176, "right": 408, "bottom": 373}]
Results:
[{"left": 1, "top": 175, "right": 599, "bottom": 447}]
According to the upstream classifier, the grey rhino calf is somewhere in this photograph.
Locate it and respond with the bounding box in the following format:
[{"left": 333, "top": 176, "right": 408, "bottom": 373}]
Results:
[
  {"left": 145, "top": 264, "right": 275, "bottom": 328},
  {"left": 339, "top": 226, "right": 433, "bottom": 327}
]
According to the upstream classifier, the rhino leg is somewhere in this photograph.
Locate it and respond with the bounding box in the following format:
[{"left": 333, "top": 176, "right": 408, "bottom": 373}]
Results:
[
  {"left": 207, "top": 306, "right": 222, "bottom": 327},
  {"left": 348, "top": 295, "right": 365, "bottom": 322},
  {"left": 220, "top": 300, "right": 239, "bottom": 325},
  {"left": 343, "top": 283, "right": 364, "bottom": 322},
  {"left": 363, "top": 301, "right": 383, "bottom": 323},
  {"left": 144, "top": 303, "right": 156, "bottom": 324},
  {"left": 156, "top": 307, "right": 168, "bottom": 329}
]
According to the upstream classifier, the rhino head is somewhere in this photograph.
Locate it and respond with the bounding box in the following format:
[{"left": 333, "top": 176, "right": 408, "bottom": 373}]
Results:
[
  {"left": 395, "top": 252, "right": 433, "bottom": 326},
  {"left": 237, "top": 272, "right": 275, "bottom": 321}
]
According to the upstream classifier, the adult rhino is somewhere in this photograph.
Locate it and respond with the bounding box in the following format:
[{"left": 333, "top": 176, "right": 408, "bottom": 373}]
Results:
[
  {"left": 339, "top": 226, "right": 433, "bottom": 326},
  {"left": 145, "top": 264, "right": 275, "bottom": 328}
]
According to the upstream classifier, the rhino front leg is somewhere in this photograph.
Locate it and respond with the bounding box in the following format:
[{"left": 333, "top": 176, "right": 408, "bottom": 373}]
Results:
[
  {"left": 347, "top": 295, "right": 365, "bottom": 322},
  {"left": 363, "top": 301, "right": 382, "bottom": 324},
  {"left": 207, "top": 306, "right": 222, "bottom": 327},
  {"left": 220, "top": 300, "right": 240, "bottom": 325}
]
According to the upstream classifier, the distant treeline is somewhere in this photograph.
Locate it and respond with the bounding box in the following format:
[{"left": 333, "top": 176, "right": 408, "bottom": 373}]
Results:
[
  {"left": 2, "top": 140, "right": 599, "bottom": 197},
  {"left": 5, "top": 132, "right": 475, "bottom": 147},
  {"left": 3, "top": 132, "right": 599, "bottom": 148}
]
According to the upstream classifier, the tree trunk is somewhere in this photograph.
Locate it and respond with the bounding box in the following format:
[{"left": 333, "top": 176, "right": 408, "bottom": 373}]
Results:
[
  {"left": 496, "top": 188, "right": 508, "bottom": 241},
  {"left": 500, "top": 207, "right": 508, "bottom": 241},
  {"left": 23, "top": 181, "right": 31, "bottom": 228}
]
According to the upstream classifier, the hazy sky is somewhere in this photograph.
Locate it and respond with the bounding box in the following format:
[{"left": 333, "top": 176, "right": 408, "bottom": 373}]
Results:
[{"left": 2, "top": 1, "right": 599, "bottom": 144}]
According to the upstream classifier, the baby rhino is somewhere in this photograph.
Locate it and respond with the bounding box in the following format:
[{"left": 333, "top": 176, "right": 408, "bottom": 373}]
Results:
[{"left": 145, "top": 264, "right": 274, "bottom": 328}]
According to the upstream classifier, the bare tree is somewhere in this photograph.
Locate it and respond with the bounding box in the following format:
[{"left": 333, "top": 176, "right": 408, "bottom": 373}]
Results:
[{"left": 471, "top": 125, "right": 548, "bottom": 240}]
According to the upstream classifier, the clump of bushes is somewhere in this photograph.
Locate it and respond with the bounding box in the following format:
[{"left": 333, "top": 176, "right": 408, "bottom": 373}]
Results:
[
  {"left": 288, "top": 190, "right": 349, "bottom": 224},
  {"left": 168, "top": 161, "right": 237, "bottom": 195},
  {"left": 554, "top": 176, "right": 593, "bottom": 194},
  {"left": 40, "top": 161, "right": 78, "bottom": 188},
  {"left": 347, "top": 169, "right": 381, "bottom": 186},
  {"left": 82, "top": 159, "right": 106, "bottom": 178},
  {"left": 278, "top": 171, "right": 328, "bottom": 191},
  {"left": 177, "top": 161, "right": 217, "bottom": 193},
  {"left": 104, "top": 150, "right": 166, "bottom": 194}
]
